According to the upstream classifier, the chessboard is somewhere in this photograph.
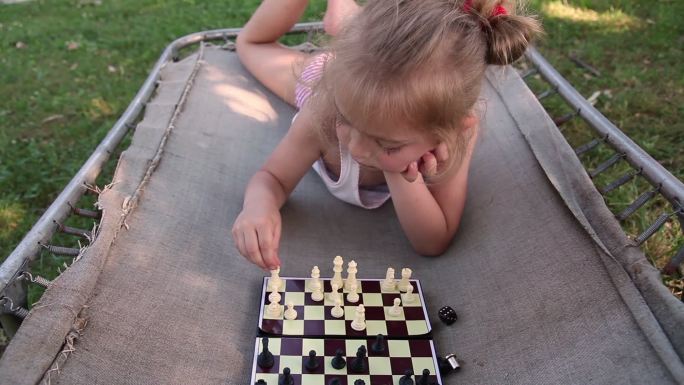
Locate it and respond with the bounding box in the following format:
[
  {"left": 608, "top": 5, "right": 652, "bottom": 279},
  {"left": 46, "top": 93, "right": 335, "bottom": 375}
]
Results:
[
  {"left": 251, "top": 336, "right": 443, "bottom": 385},
  {"left": 250, "top": 262, "right": 444, "bottom": 385},
  {"left": 258, "top": 277, "right": 431, "bottom": 338}
]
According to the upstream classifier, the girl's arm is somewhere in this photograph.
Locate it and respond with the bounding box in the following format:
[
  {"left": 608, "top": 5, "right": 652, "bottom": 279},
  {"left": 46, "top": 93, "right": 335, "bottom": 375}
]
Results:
[
  {"left": 384, "top": 125, "right": 479, "bottom": 256},
  {"left": 232, "top": 107, "right": 322, "bottom": 270}
]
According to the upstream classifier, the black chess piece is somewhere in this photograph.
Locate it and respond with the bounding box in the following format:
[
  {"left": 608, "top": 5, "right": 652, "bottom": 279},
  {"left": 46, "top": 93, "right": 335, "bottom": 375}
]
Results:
[
  {"left": 328, "top": 378, "right": 341, "bottom": 385},
  {"left": 354, "top": 380, "right": 366, "bottom": 385},
  {"left": 255, "top": 380, "right": 267, "bottom": 385},
  {"left": 371, "top": 334, "right": 386, "bottom": 353},
  {"left": 399, "top": 369, "right": 414, "bottom": 385},
  {"left": 331, "top": 348, "right": 346, "bottom": 369},
  {"left": 349, "top": 345, "right": 367, "bottom": 373},
  {"left": 257, "top": 337, "right": 274, "bottom": 369},
  {"left": 305, "top": 349, "right": 320, "bottom": 371},
  {"left": 416, "top": 368, "right": 430, "bottom": 385},
  {"left": 278, "top": 367, "right": 294, "bottom": 385}
]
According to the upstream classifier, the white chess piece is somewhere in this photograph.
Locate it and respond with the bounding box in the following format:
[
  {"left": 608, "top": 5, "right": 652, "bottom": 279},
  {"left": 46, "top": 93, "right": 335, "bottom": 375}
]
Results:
[
  {"left": 403, "top": 285, "right": 416, "bottom": 304},
  {"left": 329, "top": 283, "right": 342, "bottom": 304},
  {"left": 311, "top": 284, "right": 324, "bottom": 302},
  {"left": 344, "top": 260, "right": 358, "bottom": 291},
  {"left": 398, "top": 268, "right": 412, "bottom": 292},
  {"left": 331, "top": 255, "right": 344, "bottom": 288},
  {"left": 266, "top": 298, "right": 281, "bottom": 318},
  {"left": 268, "top": 267, "right": 282, "bottom": 291},
  {"left": 310, "top": 266, "right": 322, "bottom": 291},
  {"left": 268, "top": 289, "right": 281, "bottom": 304},
  {"left": 381, "top": 267, "right": 396, "bottom": 291},
  {"left": 351, "top": 304, "right": 366, "bottom": 331},
  {"left": 346, "top": 282, "right": 359, "bottom": 303},
  {"left": 331, "top": 298, "right": 344, "bottom": 318},
  {"left": 389, "top": 298, "right": 402, "bottom": 317},
  {"left": 284, "top": 302, "right": 298, "bottom": 320}
]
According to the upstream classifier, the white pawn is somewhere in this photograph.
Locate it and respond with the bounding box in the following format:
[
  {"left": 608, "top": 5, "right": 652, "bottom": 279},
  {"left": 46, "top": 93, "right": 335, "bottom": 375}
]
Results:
[
  {"left": 331, "top": 255, "right": 344, "bottom": 288},
  {"left": 389, "top": 298, "right": 402, "bottom": 317},
  {"left": 268, "top": 267, "right": 282, "bottom": 292},
  {"left": 381, "top": 267, "right": 396, "bottom": 291},
  {"left": 344, "top": 260, "right": 358, "bottom": 291},
  {"left": 284, "top": 302, "right": 298, "bottom": 320},
  {"left": 268, "top": 289, "right": 281, "bottom": 304},
  {"left": 266, "top": 298, "right": 281, "bottom": 318},
  {"left": 331, "top": 298, "right": 344, "bottom": 318},
  {"left": 329, "top": 283, "right": 342, "bottom": 304},
  {"left": 346, "top": 282, "right": 359, "bottom": 303},
  {"left": 398, "top": 268, "right": 412, "bottom": 292},
  {"left": 311, "top": 284, "right": 324, "bottom": 302},
  {"left": 403, "top": 285, "right": 416, "bottom": 304},
  {"left": 310, "top": 266, "right": 322, "bottom": 291},
  {"left": 351, "top": 304, "right": 366, "bottom": 331}
]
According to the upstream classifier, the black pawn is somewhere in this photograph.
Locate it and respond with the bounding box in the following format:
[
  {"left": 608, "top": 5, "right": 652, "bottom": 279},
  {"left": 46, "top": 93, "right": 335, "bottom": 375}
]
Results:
[
  {"left": 354, "top": 380, "right": 366, "bottom": 385},
  {"left": 399, "top": 369, "right": 414, "bottom": 385},
  {"left": 305, "top": 349, "right": 320, "bottom": 371},
  {"left": 278, "top": 367, "right": 294, "bottom": 385},
  {"left": 371, "top": 334, "right": 386, "bottom": 353},
  {"left": 328, "top": 378, "right": 341, "bottom": 385},
  {"left": 257, "top": 337, "right": 274, "bottom": 369},
  {"left": 349, "top": 345, "right": 367, "bottom": 373},
  {"left": 331, "top": 348, "right": 346, "bottom": 369},
  {"left": 255, "top": 380, "right": 267, "bottom": 385},
  {"left": 416, "top": 368, "right": 430, "bottom": 385}
]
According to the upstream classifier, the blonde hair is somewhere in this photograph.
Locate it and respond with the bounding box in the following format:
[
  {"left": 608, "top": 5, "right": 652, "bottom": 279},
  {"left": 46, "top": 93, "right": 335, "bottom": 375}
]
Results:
[{"left": 308, "top": 0, "right": 542, "bottom": 179}]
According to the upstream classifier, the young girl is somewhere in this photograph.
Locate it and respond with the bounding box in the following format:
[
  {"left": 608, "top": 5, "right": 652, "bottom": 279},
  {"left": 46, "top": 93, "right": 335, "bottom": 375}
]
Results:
[{"left": 232, "top": 0, "right": 541, "bottom": 270}]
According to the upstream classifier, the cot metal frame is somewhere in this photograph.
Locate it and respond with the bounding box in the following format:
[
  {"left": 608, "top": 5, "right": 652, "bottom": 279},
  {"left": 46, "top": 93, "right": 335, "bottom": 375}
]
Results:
[{"left": 1, "top": 23, "right": 682, "bottom": 338}]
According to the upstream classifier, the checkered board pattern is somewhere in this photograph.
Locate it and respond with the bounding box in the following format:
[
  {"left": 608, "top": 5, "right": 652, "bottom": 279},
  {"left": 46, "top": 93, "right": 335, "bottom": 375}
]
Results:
[
  {"left": 258, "top": 277, "right": 432, "bottom": 337},
  {"left": 250, "top": 336, "right": 443, "bottom": 385}
]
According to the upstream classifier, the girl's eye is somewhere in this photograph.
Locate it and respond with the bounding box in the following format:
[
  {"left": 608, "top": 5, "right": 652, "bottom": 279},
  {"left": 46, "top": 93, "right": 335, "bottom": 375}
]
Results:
[
  {"left": 383, "top": 145, "right": 402, "bottom": 155},
  {"left": 375, "top": 139, "right": 402, "bottom": 155}
]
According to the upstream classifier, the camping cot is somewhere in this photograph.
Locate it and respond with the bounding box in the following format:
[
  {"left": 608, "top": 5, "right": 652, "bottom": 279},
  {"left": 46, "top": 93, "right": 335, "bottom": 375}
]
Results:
[{"left": 1, "top": 23, "right": 683, "bottom": 385}]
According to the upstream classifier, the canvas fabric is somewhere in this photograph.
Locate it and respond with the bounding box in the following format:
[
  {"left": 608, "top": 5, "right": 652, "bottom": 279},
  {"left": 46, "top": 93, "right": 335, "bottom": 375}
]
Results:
[{"left": 1, "top": 45, "right": 682, "bottom": 385}]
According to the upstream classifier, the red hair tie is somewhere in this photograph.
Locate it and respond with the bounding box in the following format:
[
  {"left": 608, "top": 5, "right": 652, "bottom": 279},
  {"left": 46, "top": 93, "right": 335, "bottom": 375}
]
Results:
[{"left": 462, "top": 0, "right": 508, "bottom": 17}]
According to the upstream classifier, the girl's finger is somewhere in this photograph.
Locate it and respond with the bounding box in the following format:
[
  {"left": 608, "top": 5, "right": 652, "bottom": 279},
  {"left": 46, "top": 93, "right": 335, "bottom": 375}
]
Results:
[
  {"left": 243, "top": 229, "right": 267, "bottom": 270},
  {"left": 420, "top": 152, "right": 437, "bottom": 176},
  {"left": 401, "top": 161, "right": 419, "bottom": 182},
  {"left": 435, "top": 142, "right": 449, "bottom": 162},
  {"left": 272, "top": 220, "right": 282, "bottom": 267},
  {"left": 257, "top": 225, "right": 279, "bottom": 270}
]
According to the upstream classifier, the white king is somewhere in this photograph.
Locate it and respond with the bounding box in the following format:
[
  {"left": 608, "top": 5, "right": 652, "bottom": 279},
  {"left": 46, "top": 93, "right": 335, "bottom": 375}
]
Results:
[{"left": 331, "top": 255, "right": 344, "bottom": 288}]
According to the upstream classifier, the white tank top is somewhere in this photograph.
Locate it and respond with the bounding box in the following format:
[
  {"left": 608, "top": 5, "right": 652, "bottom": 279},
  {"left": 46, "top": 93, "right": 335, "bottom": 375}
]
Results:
[{"left": 294, "top": 53, "right": 390, "bottom": 209}]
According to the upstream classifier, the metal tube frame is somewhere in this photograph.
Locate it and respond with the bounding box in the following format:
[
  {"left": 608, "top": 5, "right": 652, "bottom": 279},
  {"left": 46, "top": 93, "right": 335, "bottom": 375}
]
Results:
[
  {"left": 524, "top": 47, "right": 684, "bottom": 212},
  {"left": 2, "top": 25, "right": 682, "bottom": 310}
]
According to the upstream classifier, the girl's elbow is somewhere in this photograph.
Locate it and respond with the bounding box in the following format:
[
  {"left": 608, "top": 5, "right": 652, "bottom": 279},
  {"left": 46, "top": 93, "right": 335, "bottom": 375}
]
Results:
[
  {"left": 412, "top": 239, "right": 452, "bottom": 257},
  {"left": 411, "top": 227, "right": 460, "bottom": 257}
]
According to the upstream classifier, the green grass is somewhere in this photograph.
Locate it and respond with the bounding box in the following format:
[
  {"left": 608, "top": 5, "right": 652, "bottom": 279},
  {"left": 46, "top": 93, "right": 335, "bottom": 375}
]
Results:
[
  {"left": 0, "top": 0, "right": 682, "bottom": 308},
  {"left": 524, "top": 0, "right": 684, "bottom": 292}
]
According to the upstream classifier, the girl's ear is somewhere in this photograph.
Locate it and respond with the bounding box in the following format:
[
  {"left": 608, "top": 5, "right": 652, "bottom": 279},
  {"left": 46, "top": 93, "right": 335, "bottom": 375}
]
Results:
[{"left": 462, "top": 113, "right": 479, "bottom": 130}]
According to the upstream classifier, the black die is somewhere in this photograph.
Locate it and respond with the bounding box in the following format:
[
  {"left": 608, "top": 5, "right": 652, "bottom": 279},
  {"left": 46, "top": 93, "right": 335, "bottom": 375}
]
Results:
[{"left": 438, "top": 306, "right": 458, "bottom": 325}]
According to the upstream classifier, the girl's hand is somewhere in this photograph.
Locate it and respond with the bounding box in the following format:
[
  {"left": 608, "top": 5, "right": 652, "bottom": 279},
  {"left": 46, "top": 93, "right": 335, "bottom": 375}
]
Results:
[
  {"left": 232, "top": 203, "right": 282, "bottom": 271},
  {"left": 400, "top": 142, "right": 450, "bottom": 183}
]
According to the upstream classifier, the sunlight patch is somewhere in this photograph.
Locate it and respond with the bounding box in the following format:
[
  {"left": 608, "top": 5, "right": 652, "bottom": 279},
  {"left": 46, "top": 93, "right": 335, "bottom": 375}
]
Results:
[
  {"left": 213, "top": 84, "right": 277, "bottom": 123},
  {"left": 543, "top": 1, "right": 643, "bottom": 31},
  {"left": 0, "top": 201, "right": 25, "bottom": 239}
]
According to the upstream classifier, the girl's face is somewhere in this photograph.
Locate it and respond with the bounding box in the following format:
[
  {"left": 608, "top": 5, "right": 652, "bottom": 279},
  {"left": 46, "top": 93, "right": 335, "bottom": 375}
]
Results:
[{"left": 334, "top": 110, "right": 439, "bottom": 174}]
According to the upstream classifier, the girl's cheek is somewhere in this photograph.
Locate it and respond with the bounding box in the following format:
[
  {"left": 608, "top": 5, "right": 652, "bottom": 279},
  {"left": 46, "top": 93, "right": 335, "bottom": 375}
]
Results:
[{"left": 336, "top": 124, "right": 350, "bottom": 144}]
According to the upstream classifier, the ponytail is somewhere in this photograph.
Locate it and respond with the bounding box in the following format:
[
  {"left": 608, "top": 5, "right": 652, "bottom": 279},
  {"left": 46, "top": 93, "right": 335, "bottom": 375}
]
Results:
[{"left": 461, "top": 0, "right": 543, "bottom": 65}]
